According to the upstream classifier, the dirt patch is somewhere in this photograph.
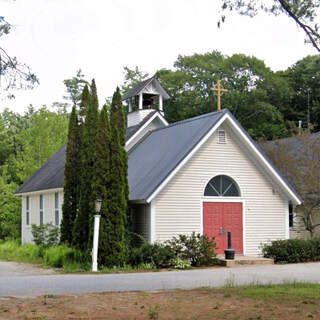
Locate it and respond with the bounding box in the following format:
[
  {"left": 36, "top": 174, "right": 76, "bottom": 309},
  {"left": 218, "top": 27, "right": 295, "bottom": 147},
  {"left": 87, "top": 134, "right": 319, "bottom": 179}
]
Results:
[
  {"left": 0, "top": 287, "right": 319, "bottom": 319},
  {"left": 0, "top": 261, "right": 55, "bottom": 277}
]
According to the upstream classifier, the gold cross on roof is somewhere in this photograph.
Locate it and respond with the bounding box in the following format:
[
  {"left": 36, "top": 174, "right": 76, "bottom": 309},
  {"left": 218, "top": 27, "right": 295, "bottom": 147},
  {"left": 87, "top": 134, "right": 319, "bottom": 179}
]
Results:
[{"left": 211, "top": 80, "right": 228, "bottom": 111}]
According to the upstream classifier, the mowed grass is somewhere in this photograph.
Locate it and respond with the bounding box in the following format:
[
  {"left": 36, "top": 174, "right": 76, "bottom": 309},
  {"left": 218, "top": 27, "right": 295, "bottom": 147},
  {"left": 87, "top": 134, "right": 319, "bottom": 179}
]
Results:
[
  {"left": 223, "top": 282, "right": 320, "bottom": 301},
  {"left": 1, "top": 283, "right": 320, "bottom": 319}
]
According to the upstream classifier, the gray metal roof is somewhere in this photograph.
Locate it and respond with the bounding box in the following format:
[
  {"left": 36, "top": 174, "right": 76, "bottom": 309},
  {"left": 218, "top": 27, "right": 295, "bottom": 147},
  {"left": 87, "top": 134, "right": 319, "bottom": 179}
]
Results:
[
  {"left": 128, "top": 110, "right": 227, "bottom": 200},
  {"left": 15, "top": 145, "right": 66, "bottom": 194},
  {"left": 15, "top": 108, "right": 301, "bottom": 204},
  {"left": 122, "top": 77, "right": 170, "bottom": 101}
]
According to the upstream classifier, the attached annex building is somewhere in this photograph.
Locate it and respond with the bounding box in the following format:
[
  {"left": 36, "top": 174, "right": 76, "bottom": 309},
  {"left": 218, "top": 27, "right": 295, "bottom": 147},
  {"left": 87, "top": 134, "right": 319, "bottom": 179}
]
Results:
[{"left": 15, "top": 77, "right": 301, "bottom": 256}]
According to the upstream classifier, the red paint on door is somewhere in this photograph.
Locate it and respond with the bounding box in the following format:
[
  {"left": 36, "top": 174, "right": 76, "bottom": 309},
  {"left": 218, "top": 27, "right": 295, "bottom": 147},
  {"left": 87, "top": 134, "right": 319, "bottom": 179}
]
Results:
[{"left": 203, "top": 202, "right": 243, "bottom": 254}]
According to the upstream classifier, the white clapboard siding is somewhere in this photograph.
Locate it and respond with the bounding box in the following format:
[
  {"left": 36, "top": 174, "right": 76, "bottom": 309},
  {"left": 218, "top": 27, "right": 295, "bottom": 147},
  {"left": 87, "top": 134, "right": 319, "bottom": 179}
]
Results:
[
  {"left": 21, "top": 190, "right": 63, "bottom": 244},
  {"left": 154, "top": 123, "right": 287, "bottom": 256}
]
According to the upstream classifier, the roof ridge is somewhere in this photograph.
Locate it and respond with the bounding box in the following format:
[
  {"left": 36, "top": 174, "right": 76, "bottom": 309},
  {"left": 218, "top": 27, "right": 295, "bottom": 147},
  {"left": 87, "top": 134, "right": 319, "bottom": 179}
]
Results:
[{"left": 149, "top": 109, "right": 228, "bottom": 134}]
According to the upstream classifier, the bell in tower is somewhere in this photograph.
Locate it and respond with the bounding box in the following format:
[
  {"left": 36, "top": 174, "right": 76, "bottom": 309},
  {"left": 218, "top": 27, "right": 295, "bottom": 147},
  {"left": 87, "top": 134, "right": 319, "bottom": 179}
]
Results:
[{"left": 122, "top": 77, "right": 170, "bottom": 127}]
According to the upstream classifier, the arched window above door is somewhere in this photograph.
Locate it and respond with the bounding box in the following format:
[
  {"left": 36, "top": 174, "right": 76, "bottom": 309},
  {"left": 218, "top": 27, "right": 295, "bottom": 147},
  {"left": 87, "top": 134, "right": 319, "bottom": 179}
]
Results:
[{"left": 204, "top": 175, "right": 240, "bottom": 197}]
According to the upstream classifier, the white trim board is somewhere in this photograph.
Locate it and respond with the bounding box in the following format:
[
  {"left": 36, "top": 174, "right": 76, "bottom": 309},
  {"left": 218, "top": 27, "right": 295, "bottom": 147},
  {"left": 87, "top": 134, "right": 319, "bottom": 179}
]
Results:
[
  {"left": 146, "top": 113, "right": 301, "bottom": 206},
  {"left": 15, "top": 188, "right": 63, "bottom": 197},
  {"left": 146, "top": 113, "right": 228, "bottom": 203}
]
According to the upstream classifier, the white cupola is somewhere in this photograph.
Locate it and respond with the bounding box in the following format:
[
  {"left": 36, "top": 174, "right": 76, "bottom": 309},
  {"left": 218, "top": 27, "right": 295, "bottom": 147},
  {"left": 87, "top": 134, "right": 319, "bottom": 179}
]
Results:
[{"left": 122, "top": 77, "right": 170, "bottom": 127}]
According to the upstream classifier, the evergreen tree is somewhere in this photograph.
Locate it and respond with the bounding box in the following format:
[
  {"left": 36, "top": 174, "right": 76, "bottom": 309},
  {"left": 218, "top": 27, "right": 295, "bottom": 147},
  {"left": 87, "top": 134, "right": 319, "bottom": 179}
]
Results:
[
  {"left": 92, "top": 106, "right": 112, "bottom": 265},
  {"left": 110, "top": 87, "right": 129, "bottom": 218},
  {"left": 60, "top": 106, "right": 79, "bottom": 245},
  {"left": 104, "top": 89, "right": 128, "bottom": 266},
  {"left": 72, "top": 80, "right": 99, "bottom": 250},
  {"left": 110, "top": 87, "right": 126, "bottom": 147}
]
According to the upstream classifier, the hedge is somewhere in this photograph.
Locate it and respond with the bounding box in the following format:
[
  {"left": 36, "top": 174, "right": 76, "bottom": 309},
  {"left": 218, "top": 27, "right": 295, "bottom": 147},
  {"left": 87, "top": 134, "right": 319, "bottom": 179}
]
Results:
[{"left": 262, "top": 238, "right": 320, "bottom": 263}]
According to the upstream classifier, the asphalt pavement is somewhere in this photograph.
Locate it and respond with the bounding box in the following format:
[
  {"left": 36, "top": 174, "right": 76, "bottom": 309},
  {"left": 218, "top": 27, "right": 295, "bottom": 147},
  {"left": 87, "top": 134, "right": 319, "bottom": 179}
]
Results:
[{"left": 0, "top": 262, "right": 320, "bottom": 297}]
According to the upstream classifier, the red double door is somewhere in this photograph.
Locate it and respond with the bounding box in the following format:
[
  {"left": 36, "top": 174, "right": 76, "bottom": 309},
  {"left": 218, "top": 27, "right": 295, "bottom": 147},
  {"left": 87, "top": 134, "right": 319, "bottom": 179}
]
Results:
[{"left": 203, "top": 202, "right": 243, "bottom": 254}]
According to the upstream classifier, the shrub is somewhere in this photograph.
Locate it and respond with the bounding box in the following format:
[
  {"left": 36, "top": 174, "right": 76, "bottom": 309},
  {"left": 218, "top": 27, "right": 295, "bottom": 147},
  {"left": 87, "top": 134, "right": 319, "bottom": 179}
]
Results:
[
  {"left": 128, "top": 242, "right": 176, "bottom": 268},
  {"left": 0, "top": 240, "right": 42, "bottom": 263},
  {"left": 31, "top": 223, "right": 60, "bottom": 247},
  {"left": 166, "top": 232, "right": 218, "bottom": 266},
  {"left": 262, "top": 238, "right": 320, "bottom": 263},
  {"left": 172, "top": 257, "right": 191, "bottom": 269},
  {"left": 43, "top": 245, "right": 89, "bottom": 269}
]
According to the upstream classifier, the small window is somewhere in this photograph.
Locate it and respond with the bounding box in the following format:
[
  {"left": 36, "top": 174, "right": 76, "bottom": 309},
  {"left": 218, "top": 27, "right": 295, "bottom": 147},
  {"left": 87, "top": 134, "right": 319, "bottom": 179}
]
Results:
[
  {"left": 54, "top": 192, "right": 59, "bottom": 226},
  {"left": 218, "top": 130, "right": 226, "bottom": 144},
  {"left": 26, "top": 196, "right": 30, "bottom": 226},
  {"left": 204, "top": 175, "right": 240, "bottom": 197},
  {"left": 289, "top": 204, "right": 293, "bottom": 229},
  {"left": 40, "top": 194, "right": 43, "bottom": 225}
]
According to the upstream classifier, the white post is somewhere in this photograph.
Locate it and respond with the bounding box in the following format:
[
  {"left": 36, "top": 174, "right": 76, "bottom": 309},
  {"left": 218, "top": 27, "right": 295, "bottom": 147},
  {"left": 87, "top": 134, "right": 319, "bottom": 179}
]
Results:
[
  {"left": 159, "top": 95, "right": 163, "bottom": 112},
  {"left": 139, "top": 92, "right": 143, "bottom": 110},
  {"left": 92, "top": 214, "right": 101, "bottom": 272}
]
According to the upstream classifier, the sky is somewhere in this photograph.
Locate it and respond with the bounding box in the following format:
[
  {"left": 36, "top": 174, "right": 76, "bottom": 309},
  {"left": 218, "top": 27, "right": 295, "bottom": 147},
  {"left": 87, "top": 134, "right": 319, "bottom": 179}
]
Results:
[{"left": 0, "top": 0, "right": 318, "bottom": 114}]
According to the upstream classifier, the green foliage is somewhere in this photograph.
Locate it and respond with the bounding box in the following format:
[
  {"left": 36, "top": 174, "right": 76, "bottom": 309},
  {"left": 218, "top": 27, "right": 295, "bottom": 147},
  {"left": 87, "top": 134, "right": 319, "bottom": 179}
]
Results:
[
  {"left": 31, "top": 223, "right": 60, "bottom": 248},
  {"left": 61, "top": 106, "right": 80, "bottom": 245},
  {"left": 262, "top": 238, "right": 320, "bottom": 263},
  {"left": 0, "top": 240, "right": 42, "bottom": 264},
  {"left": 92, "top": 106, "right": 111, "bottom": 265},
  {"left": 128, "top": 242, "right": 176, "bottom": 268},
  {"left": 0, "top": 240, "right": 89, "bottom": 271},
  {"left": 63, "top": 69, "right": 89, "bottom": 108},
  {"left": 171, "top": 257, "right": 191, "bottom": 269},
  {"left": 72, "top": 81, "right": 99, "bottom": 250},
  {"left": 166, "top": 232, "right": 218, "bottom": 267},
  {"left": 155, "top": 51, "right": 288, "bottom": 139},
  {"left": 219, "top": 0, "right": 320, "bottom": 53},
  {"left": 43, "top": 245, "right": 89, "bottom": 269},
  {"left": 8, "top": 106, "right": 69, "bottom": 184},
  {"left": 128, "top": 233, "right": 217, "bottom": 268}
]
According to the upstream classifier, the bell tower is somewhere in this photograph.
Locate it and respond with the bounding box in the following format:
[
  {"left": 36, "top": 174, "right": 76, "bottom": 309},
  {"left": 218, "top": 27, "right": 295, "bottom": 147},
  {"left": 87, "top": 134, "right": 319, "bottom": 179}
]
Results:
[{"left": 122, "top": 77, "right": 170, "bottom": 127}]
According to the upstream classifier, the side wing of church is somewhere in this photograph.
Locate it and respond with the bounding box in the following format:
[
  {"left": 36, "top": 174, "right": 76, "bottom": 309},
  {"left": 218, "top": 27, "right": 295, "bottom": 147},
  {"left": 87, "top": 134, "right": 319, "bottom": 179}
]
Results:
[{"left": 15, "top": 77, "right": 301, "bottom": 255}]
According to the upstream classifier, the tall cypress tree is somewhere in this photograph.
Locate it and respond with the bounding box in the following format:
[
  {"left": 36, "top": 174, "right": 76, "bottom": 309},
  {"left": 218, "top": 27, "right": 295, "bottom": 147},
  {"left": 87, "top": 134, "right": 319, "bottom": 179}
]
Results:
[
  {"left": 110, "top": 87, "right": 130, "bottom": 229},
  {"left": 72, "top": 80, "right": 99, "bottom": 250},
  {"left": 104, "top": 89, "right": 128, "bottom": 266},
  {"left": 92, "top": 105, "right": 112, "bottom": 265},
  {"left": 60, "top": 106, "right": 79, "bottom": 245}
]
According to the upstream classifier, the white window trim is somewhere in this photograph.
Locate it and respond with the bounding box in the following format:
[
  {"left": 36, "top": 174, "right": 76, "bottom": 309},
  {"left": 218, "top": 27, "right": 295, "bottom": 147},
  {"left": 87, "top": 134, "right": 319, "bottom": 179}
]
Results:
[
  {"left": 40, "top": 194, "right": 44, "bottom": 225},
  {"left": 54, "top": 192, "right": 60, "bottom": 226},
  {"left": 26, "top": 196, "right": 30, "bottom": 227}
]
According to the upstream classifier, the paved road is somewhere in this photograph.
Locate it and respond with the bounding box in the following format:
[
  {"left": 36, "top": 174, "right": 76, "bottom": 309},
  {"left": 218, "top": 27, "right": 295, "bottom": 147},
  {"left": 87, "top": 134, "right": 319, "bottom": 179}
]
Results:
[{"left": 0, "top": 262, "right": 319, "bottom": 297}]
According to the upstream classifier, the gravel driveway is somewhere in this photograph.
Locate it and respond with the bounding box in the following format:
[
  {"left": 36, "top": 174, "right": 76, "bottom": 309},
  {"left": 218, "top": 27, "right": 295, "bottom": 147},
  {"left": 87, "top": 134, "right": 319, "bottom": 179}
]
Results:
[
  {"left": 0, "top": 261, "right": 55, "bottom": 277},
  {"left": 0, "top": 262, "right": 320, "bottom": 297}
]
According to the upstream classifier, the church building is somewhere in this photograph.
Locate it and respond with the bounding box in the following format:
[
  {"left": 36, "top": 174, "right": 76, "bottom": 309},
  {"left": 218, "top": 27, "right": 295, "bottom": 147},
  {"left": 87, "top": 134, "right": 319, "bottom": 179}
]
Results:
[{"left": 15, "top": 77, "right": 301, "bottom": 256}]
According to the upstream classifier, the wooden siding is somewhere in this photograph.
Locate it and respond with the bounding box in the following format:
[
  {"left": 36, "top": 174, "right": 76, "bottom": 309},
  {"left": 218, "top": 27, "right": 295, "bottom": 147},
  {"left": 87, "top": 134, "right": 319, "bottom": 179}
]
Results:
[
  {"left": 21, "top": 190, "right": 63, "bottom": 244},
  {"left": 154, "top": 123, "right": 288, "bottom": 256}
]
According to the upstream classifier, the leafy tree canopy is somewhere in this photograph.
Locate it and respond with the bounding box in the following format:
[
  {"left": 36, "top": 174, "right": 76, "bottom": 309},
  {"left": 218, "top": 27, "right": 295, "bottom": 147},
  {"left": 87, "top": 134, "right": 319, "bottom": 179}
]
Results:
[
  {"left": 218, "top": 0, "right": 320, "bottom": 52},
  {"left": 0, "top": 17, "right": 38, "bottom": 98}
]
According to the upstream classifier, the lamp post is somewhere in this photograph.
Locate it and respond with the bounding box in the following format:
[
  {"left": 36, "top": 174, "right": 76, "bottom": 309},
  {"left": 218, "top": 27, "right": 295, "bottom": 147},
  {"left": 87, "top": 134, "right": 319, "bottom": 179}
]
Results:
[{"left": 92, "top": 199, "right": 102, "bottom": 272}]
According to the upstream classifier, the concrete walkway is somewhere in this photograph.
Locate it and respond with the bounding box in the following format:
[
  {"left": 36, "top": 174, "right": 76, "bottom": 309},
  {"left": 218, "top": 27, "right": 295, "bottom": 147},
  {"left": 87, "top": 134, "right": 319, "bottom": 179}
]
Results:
[{"left": 0, "top": 262, "right": 320, "bottom": 297}]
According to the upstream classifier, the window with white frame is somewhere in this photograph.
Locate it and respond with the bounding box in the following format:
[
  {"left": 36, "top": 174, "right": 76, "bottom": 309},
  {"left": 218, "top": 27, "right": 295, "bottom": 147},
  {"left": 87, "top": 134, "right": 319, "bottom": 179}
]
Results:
[
  {"left": 55, "top": 192, "right": 59, "bottom": 226},
  {"left": 26, "top": 196, "right": 30, "bottom": 226},
  {"left": 40, "top": 194, "right": 44, "bottom": 225}
]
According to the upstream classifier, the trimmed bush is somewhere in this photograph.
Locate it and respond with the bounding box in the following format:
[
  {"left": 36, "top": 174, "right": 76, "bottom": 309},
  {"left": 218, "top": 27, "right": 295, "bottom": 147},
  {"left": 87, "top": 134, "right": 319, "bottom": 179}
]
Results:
[
  {"left": 128, "top": 233, "right": 218, "bottom": 268},
  {"left": 166, "top": 232, "right": 218, "bottom": 266},
  {"left": 128, "top": 242, "right": 176, "bottom": 268},
  {"left": 262, "top": 238, "right": 320, "bottom": 263}
]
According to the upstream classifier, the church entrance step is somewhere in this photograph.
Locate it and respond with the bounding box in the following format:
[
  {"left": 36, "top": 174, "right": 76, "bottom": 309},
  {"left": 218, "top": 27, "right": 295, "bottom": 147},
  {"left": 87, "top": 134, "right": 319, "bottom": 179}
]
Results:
[{"left": 217, "top": 255, "right": 274, "bottom": 267}]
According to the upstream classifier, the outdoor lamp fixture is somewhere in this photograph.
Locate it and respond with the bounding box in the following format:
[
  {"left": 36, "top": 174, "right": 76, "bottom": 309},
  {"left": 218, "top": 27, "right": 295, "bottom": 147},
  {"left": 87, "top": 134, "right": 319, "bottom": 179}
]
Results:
[
  {"left": 92, "top": 199, "right": 102, "bottom": 272},
  {"left": 95, "top": 198, "right": 102, "bottom": 214}
]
